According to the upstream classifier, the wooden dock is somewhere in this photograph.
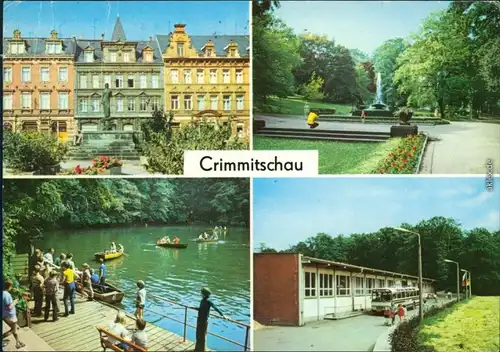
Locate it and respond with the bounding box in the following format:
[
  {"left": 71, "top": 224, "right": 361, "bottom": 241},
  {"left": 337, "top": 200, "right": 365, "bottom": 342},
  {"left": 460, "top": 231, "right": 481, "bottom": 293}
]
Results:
[{"left": 29, "top": 293, "right": 196, "bottom": 351}]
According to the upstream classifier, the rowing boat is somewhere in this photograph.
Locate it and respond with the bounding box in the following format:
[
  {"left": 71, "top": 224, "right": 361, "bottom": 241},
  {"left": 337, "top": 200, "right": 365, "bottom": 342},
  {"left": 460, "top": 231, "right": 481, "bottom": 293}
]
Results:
[
  {"left": 194, "top": 238, "right": 219, "bottom": 243},
  {"left": 156, "top": 241, "right": 188, "bottom": 249},
  {"left": 94, "top": 248, "right": 124, "bottom": 261},
  {"left": 76, "top": 282, "right": 124, "bottom": 304}
]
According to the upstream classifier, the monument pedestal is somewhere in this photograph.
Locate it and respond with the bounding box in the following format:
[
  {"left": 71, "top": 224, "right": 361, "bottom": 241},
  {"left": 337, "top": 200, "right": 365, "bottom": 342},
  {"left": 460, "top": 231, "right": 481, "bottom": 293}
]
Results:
[
  {"left": 68, "top": 131, "right": 141, "bottom": 160},
  {"left": 253, "top": 120, "right": 266, "bottom": 131},
  {"left": 390, "top": 124, "right": 418, "bottom": 138}
]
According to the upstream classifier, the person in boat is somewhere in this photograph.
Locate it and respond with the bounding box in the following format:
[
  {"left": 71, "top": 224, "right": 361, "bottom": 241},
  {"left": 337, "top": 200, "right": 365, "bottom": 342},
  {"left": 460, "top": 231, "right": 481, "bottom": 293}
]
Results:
[
  {"left": 204, "top": 232, "right": 209, "bottom": 239},
  {"left": 90, "top": 268, "right": 100, "bottom": 285},
  {"left": 223, "top": 226, "right": 227, "bottom": 231},
  {"left": 81, "top": 263, "right": 94, "bottom": 301},
  {"left": 194, "top": 287, "right": 226, "bottom": 352},
  {"left": 165, "top": 236, "right": 171, "bottom": 244},
  {"left": 99, "top": 258, "right": 107, "bottom": 291},
  {"left": 110, "top": 242, "right": 117, "bottom": 254},
  {"left": 173, "top": 236, "right": 180, "bottom": 244},
  {"left": 212, "top": 233, "right": 218, "bottom": 241},
  {"left": 106, "top": 312, "right": 131, "bottom": 350},
  {"left": 44, "top": 270, "right": 59, "bottom": 322},
  {"left": 117, "top": 244, "right": 124, "bottom": 252},
  {"left": 44, "top": 248, "right": 55, "bottom": 265},
  {"left": 61, "top": 262, "right": 76, "bottom": 316},
  {"left": 198, "top": 233, "right": 204, "bottom": 240},
  {"left": 134, "top": 280, "right": 146, "bottom": 320}
]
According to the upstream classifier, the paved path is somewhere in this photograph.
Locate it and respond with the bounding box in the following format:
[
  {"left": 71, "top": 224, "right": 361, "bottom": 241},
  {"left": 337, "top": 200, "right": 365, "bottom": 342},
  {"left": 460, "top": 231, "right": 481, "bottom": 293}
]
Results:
[
  {"left": 253, "top": 297, "right": 454, "bottom": 352},
  {"left": 255, "top": 115, "right": 500, "bottom": 174}
]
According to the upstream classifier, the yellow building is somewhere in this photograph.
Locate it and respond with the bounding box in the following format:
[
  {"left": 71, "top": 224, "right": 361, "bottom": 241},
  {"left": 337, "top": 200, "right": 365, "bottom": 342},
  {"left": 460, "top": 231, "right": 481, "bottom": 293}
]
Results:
[{"left": 156, "top": 24, "right": 250, "bottom": 138}]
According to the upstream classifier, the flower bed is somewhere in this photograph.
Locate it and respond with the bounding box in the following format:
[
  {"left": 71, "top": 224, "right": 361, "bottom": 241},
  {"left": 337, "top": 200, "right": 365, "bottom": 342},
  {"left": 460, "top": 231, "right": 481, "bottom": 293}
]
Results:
[
  {"left": 58, "top": 165, "right": 106, "bottom": 175},
  {"left": 58, "top": 156, "right": 123, "bottom": 176},
  {"left": 372, "top": 134, "right": 425, "bottom": 174},
  {"left": 92, "top": 156, "right": 123, "bottom": 169}
]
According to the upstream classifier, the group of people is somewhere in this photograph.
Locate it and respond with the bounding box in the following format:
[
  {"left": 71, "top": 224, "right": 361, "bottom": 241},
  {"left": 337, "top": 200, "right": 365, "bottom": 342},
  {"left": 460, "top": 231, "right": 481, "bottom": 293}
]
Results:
[
  {"left": 158, "top": 236, "right": 180, "bottom": 245},
  {"left": 106, "top": 242, "right": 124, "bottom": 254},
  {"left": 198, "top": 232, "right": 218, "bottom": 241},
  {"left": 385, "top": 303, "right": 407, "bottom": 326}
]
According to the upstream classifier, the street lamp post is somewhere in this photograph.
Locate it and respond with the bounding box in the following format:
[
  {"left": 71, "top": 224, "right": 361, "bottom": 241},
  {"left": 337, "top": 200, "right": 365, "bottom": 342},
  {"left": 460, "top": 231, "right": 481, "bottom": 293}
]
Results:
[
  {"left": 461, "top": 269, "right": 471, "bottom": 299},
  {"left": 444, "top": 259, "right": 460, "bottom": 302},
  {"left": 392, "top": 227, "right": 423, "bottom": 324}
]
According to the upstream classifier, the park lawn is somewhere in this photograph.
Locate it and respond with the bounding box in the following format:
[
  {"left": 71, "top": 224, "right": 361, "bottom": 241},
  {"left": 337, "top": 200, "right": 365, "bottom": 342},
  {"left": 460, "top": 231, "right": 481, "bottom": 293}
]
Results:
[
  {"left": 258, "top": 96, "right": 352, "bottom": 116},
  {"left": 253, "top": 137, "right": 400, "bottom": 174},
  {"left": 419, "top": 296, "right": 500, "bottom": 352}
]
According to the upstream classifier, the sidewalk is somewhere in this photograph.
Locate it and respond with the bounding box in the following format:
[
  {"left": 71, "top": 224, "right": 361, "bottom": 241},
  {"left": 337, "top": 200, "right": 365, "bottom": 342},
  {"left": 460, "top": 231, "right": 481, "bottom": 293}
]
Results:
[{"left": 2, "top": 321, "right": 54, "bottom": 352}]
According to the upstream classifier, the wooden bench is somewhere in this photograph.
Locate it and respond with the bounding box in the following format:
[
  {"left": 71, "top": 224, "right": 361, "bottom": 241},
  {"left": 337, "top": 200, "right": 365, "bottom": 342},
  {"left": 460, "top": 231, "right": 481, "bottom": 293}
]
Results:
[{"left": 97, "top": 327, "right": 148, "bottom": 352}]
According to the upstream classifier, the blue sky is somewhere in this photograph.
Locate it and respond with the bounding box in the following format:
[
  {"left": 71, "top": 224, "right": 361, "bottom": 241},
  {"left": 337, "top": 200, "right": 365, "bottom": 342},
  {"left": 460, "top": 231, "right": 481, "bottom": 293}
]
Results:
[
  {"left": 253, "top": 177, "right": 500, "bottom": 250},
  {"left": 275, "top": 1, "right": 450, "bottom": 55},
  {"left": 3, "top": 1, "right": 249, "bottom": 40}
]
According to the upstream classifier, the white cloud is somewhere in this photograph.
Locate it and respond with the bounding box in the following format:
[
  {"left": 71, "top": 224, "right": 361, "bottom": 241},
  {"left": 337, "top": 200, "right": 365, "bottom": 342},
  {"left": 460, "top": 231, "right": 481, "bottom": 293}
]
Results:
[
  {"left": 458, "top": 191, "right": 494, "bottom": 208},
  {"left": 438, "top": 185, "right": 476, "bottom": 198},
  {"left": 475, "top": 210, "right": 500, "bottom": 230}
]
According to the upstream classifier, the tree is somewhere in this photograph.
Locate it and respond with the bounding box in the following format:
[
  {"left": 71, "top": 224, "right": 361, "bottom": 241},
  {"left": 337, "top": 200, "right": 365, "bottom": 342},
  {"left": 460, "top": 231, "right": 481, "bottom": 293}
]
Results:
[{"left": 299, "top": 72, "right": 325, "bottom": 101}]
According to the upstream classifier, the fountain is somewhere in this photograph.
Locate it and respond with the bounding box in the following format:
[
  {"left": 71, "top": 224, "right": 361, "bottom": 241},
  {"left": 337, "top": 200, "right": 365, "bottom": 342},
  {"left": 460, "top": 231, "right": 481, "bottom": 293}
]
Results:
[{"left": 352, "top": 72, "right": 393, "bottom": 118}]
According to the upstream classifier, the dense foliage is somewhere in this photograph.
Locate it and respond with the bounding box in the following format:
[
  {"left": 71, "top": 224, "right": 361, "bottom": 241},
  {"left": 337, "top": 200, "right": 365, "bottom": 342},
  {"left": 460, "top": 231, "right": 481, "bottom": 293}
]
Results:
[
  {"left": 253, "top": 1, "right": 500, "bottom": 118},
  {"left": 2, "top": 179, "right": 250, "bottom": 277},
  {"left": 260, "top": 217, "right": 500, "bottom": 295},
  {"left": 141, "top": 110, "right": 248, "bottom": 174},
  {"left": 3, "top": 131, "right": 68, "bottom": 172}
]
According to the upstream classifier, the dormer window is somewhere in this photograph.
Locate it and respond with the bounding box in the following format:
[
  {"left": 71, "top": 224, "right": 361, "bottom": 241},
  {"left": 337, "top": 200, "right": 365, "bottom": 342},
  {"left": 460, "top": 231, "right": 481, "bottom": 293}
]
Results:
[
  {"left": 47, "top": 43, "right": 62, "bottom": 54},
  {"left": 85, "top": 50, "right": 94, "bottom": 63},
  {"left": 177, "top": 43, "right": 184, "bottom": 57},
  {"left": 224, "top": 41, "right": 239, "bottom": 57},
  {"left": 207, "top": 49, "right": 213, "bottom": 56},
  {"left": 142, "top": 46, "right": 154, "bottom": 62},
  {"left": 10, "top": 42, "right": 25, "bottom": 54},
  {"left": 230, "top": 48, "right": 236, "bottom": 57},
  {"left": 202, "top": 40, "right": 216, "bottom": 57},
  {"left": 123, "top": 51, "right": 130, "bottom": 62}
]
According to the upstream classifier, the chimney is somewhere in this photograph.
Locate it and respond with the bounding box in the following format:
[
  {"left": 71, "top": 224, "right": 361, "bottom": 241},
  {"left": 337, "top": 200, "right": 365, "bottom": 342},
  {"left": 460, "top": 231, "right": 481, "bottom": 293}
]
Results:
[
  {"left": 72, "top": 35, "right": 76, "bottom": 40},
  {"left": 101, "top": 33, "right": 105, "bottom": 40},
  {"left": 149, "top": 36, "right": 152, "bottom": 41},
  {"left": 174, "top": 24, "right": 186, "bottom": 33}
]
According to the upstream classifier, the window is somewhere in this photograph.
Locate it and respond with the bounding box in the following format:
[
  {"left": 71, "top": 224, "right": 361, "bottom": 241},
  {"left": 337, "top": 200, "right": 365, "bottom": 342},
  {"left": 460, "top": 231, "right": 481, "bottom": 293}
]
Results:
[
  {"left": 21, "top": 67, "right": 31, "bottom": 82},
  {"left": 355, "top": 277, "right": 364, "bottom": 295},
  {"left": 170, "top": 70, "right": 179, "bottom": 84},
  {"left": 206, "top": 48, "right": 213, "bottom": 56},
  {"left": 129, "top": 76, "right": 136, "bottom": 88},
  {"left": 58, "top": 67, "right": 68, "bottom": 82},
  {"left": 80, "top": 75, "right": 87, "bottom": 89},
  {"left": 402, "top": 280, "right": 408, "bottom": 287},
  {"left": 183, "top": 95, "right": 193, "bottom": 110},
  {"left": 3, "top": 67, "right": 12, "bottom": 82},
  {"left": 177, "top": 43, "right": 184, "bottom": 56},
  {"left": 197, "top": 95, "right": 205, "bottom": 110},
  {"left": 366, "top": 278, "right": 375, "bottom": 294},
  {"left": 47, "top": 43, "right": 56, "bottom": 54},
  {"left": 140, "top": 97, "right": 148, "bottom": 111},
  {"left": 85, "top": 51, "right": 93, "bottom": 63},
  {"left": 144, "top": 52, "right": 153, "bottom": 62},
  {"left": 171, "top": 95, "right": 179, "bottom": 110},
  {"left": 230, "top": 48, "right": 236, "bottom": 57},
  {"left": 21, "top": 93, "right": 32, "bottom": 109},
  {"left": 223, "top": 95, "right": 231, "bottom": 111},
  {"left": 92, "top": 75, "right": 99, "bottom": 89},
  {"left": 319, "top": 273, "right": 333, "bottom": 297},
  {"left": 128, "top": 98, "right": 135, "bottom": 111},
  {"left": 222, "top": 69, "right": 230, "bottom": 84},
  {"left": 387, "top": 280, "right": 394, "bottom": 287},
  {"left": 123, "top": 51, "right": 130, "bottom": 62},
  {"left": 152, "top": 75, "right": 159, "bottom": 88},
  {"left": 210, "top": 95, "right": 218, "bottom": 110},
  {"left": 116, "top": 97, "right": 124, "bottom": 112},
  {"left": 110, "top": 52, "right": 117, "bottom": 62},
  {"left": 236, "top": 95, "right": 244, "bottom": 110},
  {"left": 336, "top": 275, "right": 350, "bottom": 296},
  {"left": 40, "top": 67, "right": 50, "bottom": 82},
  {"left": 58, "top": 92, "right": 69, "bottom": 109},
  {"left": 3, "top": 94, "right": 13, "bottom": 110},
  {"left": 10, "top": 43, "right": 25, "bottom": 54},
  {"left": 151, "top": 97, "right": 159, "bottom": 111},
  {"left": 40, "top": 93, "right": 50, "bottom": 109},
  {"left": 236, "top": 69, "right": 243, "bottom": 84},
  {"left": 115, "top": 75, "right": 123, "bottom": 88},
  {"left": 377, "top": 279, "right": 385, "bottom": 288},
  {"left": 184, "top": 70, "right": 192, "bottom": 84},
  {"left": 104, "top": 75, "right": 111, "bottom": 88},
  {"left": 305, "top": 272, "right": 316, "bottom": 297},
  {"left": 92, "top": 98, "right": 100, "bottom": 112},
  {"left": 79, "top": 98, "right": 88, "bottom": 113},
  {"left": 139, "top": 74, "right": 146, "bottom": 89},
  {"left": 209, "top": 69, "right": 217, "bottom": 84},
  {"left": 196, "top": 70, "right": 204, "bottom": 84}
]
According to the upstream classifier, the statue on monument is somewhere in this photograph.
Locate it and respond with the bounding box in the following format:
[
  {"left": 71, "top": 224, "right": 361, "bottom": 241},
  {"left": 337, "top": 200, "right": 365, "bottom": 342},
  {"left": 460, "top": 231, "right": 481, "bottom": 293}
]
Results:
[{"left": 101, "top": 83, "right": 112, "bottom": 130}]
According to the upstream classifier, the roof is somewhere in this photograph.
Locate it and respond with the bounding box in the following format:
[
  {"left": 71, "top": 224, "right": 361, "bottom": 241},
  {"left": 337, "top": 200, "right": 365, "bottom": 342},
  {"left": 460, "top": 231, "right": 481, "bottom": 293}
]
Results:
[
  {"left": 111, "top": 16, "right": 127, "bottom": 41},
  {"left": 2, "top": 37, "right": 77, "bottom": 57},
  {"left": 156, "top": 34, "right": 250, "bottom": 58},
  {"left": 74, "top": 39, "right": 163, "bottom": 64}
]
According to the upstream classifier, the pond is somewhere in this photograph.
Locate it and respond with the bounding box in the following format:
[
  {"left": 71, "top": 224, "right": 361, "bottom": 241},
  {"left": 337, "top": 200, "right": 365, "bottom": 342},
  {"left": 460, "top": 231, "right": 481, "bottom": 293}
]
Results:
[{"left": 37, "top": 225, "right": 250, "bottom": 351}]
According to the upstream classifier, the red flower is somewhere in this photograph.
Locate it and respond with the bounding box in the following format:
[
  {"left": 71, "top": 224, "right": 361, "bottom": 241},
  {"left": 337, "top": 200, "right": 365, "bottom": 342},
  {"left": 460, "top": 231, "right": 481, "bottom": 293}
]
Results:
[
  {"left": 403, "top": 159, "right": 408, "bottom": 163},
  {"left": 412, "top": 146, "right": 417, "bottom": 150},
  {"left": 388, "top": 153, "right": 393, "bottom": 157}
]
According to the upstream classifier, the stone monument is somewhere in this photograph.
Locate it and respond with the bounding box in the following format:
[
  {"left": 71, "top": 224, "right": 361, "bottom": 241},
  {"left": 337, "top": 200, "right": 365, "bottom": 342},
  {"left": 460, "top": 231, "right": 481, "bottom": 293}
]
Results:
[{"left": 101, "top": 83, "right": 113, "bottom": 131}]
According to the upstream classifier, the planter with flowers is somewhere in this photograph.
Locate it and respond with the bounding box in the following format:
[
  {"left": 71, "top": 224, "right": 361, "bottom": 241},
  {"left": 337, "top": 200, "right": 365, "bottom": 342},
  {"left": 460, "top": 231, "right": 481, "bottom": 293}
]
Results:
[
  {"left": 58, "top": 164, "right": 105, "bottom": 175},
  {"left": 92, "top": 156, "right": 123, "bottom": 175},
  {"left": 372, "top": 134, "right": 425, "bottom": 174}
]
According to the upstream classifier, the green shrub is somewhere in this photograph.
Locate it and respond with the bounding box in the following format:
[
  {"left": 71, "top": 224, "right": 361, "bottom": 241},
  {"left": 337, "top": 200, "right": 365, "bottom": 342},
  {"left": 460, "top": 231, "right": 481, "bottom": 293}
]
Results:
[
  {"left": 3, "top": 131, "right": 68, "bottom": 172},
  {"left": 143, "top": 118, "right": 248, "bottom": 175}
]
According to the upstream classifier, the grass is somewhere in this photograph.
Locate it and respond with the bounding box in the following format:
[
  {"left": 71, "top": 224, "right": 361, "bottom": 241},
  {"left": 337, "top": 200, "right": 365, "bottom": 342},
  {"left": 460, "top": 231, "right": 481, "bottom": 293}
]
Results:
[
  {"left": 255, "top": 96, "right": 352, "bottom": 116},
  {"left": 419, "top": 296, "right": 500, "bottom": 352},
  {"left": 253, "top": 137, "right": 400, "bottom": 174}
]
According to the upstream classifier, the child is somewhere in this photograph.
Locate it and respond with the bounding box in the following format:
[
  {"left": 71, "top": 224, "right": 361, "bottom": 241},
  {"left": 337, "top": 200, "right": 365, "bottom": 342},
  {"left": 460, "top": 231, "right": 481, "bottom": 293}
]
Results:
[
  {"left": 2, "top": 280, "right": 26, "bottom": 349},
  {"left": 397, "top": 304, "right": 405, "bottom": 322},
  {"left": 194, "top": 287, "right": 226, "bottom": 352},
  {"left": 361, "top": 109, "right": 366, "bottom": 123},
  {"left": 135, "top": 280, "right": 146, "bottom": 320},
  {"left": 306, "top": 110, "right": 319, "bottom": 129}
]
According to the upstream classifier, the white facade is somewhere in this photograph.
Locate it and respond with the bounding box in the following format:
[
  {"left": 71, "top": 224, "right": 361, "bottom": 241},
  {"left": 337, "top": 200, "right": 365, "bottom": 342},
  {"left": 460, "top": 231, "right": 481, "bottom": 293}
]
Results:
[{"left": 299, "top": 256, "right": 435, "bottom": 324}]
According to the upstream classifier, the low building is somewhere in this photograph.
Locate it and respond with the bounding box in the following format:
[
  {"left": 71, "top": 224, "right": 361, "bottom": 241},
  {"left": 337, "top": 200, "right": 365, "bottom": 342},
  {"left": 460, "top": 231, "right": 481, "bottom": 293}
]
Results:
[
  {"left": 254, "top": 253, "right": 436, "bottom": 326},
  {"left": 156, "top": 24, "right": 250, "bottom": 138},
  {"left": 3, "top": 29, "right": 77, "bottom": 141}
]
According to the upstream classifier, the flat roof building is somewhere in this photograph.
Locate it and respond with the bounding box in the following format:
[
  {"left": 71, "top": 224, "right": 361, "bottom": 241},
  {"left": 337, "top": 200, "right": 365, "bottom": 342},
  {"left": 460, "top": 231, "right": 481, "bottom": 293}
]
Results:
[{"left": 254, "top": 253, "right": 436, "bottom": 326}]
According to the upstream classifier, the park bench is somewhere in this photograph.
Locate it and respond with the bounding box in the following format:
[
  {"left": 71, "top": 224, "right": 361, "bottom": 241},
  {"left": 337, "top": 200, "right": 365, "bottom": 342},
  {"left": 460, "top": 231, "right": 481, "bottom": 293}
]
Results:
[
  {"left": 96, "top": 327, "right": 148, "bottom": 352},
  {"left": 317, "top": 108, "right": 336, "bottom": 115}
]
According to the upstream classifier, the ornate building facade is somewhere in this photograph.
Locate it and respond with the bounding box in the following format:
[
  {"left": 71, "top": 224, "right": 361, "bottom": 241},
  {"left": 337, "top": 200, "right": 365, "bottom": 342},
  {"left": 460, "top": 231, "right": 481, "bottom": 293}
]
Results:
[
  {"left": 2, "top": 30, "right": 76, "bottom": 141},
  {"left": 156, "top": 24, "right": 250, "bottom": 137},
  {"left": 74, "top": 17, "right": 164, "bottom": 132}
]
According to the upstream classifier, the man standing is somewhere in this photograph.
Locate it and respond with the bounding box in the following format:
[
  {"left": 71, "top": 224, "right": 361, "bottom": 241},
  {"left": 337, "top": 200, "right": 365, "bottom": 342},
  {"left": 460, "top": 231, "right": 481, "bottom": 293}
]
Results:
[
  {"left": 194, "top": 287, "right": 226, "bottom": 352},
  {"left": 44, "top": 248, "right": 55, "bottom": 265},
  {"left": 99, "top": 258, "right": 107, "bottom": 287},
  {"left": 44, "top": 271, "right": 59, "bottom": 322}
]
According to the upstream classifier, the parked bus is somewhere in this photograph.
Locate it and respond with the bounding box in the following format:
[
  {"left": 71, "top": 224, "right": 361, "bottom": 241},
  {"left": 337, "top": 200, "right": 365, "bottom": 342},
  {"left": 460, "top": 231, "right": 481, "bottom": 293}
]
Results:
[{"left": 371, "top": 287, "right": 420, "bottom": 315}]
